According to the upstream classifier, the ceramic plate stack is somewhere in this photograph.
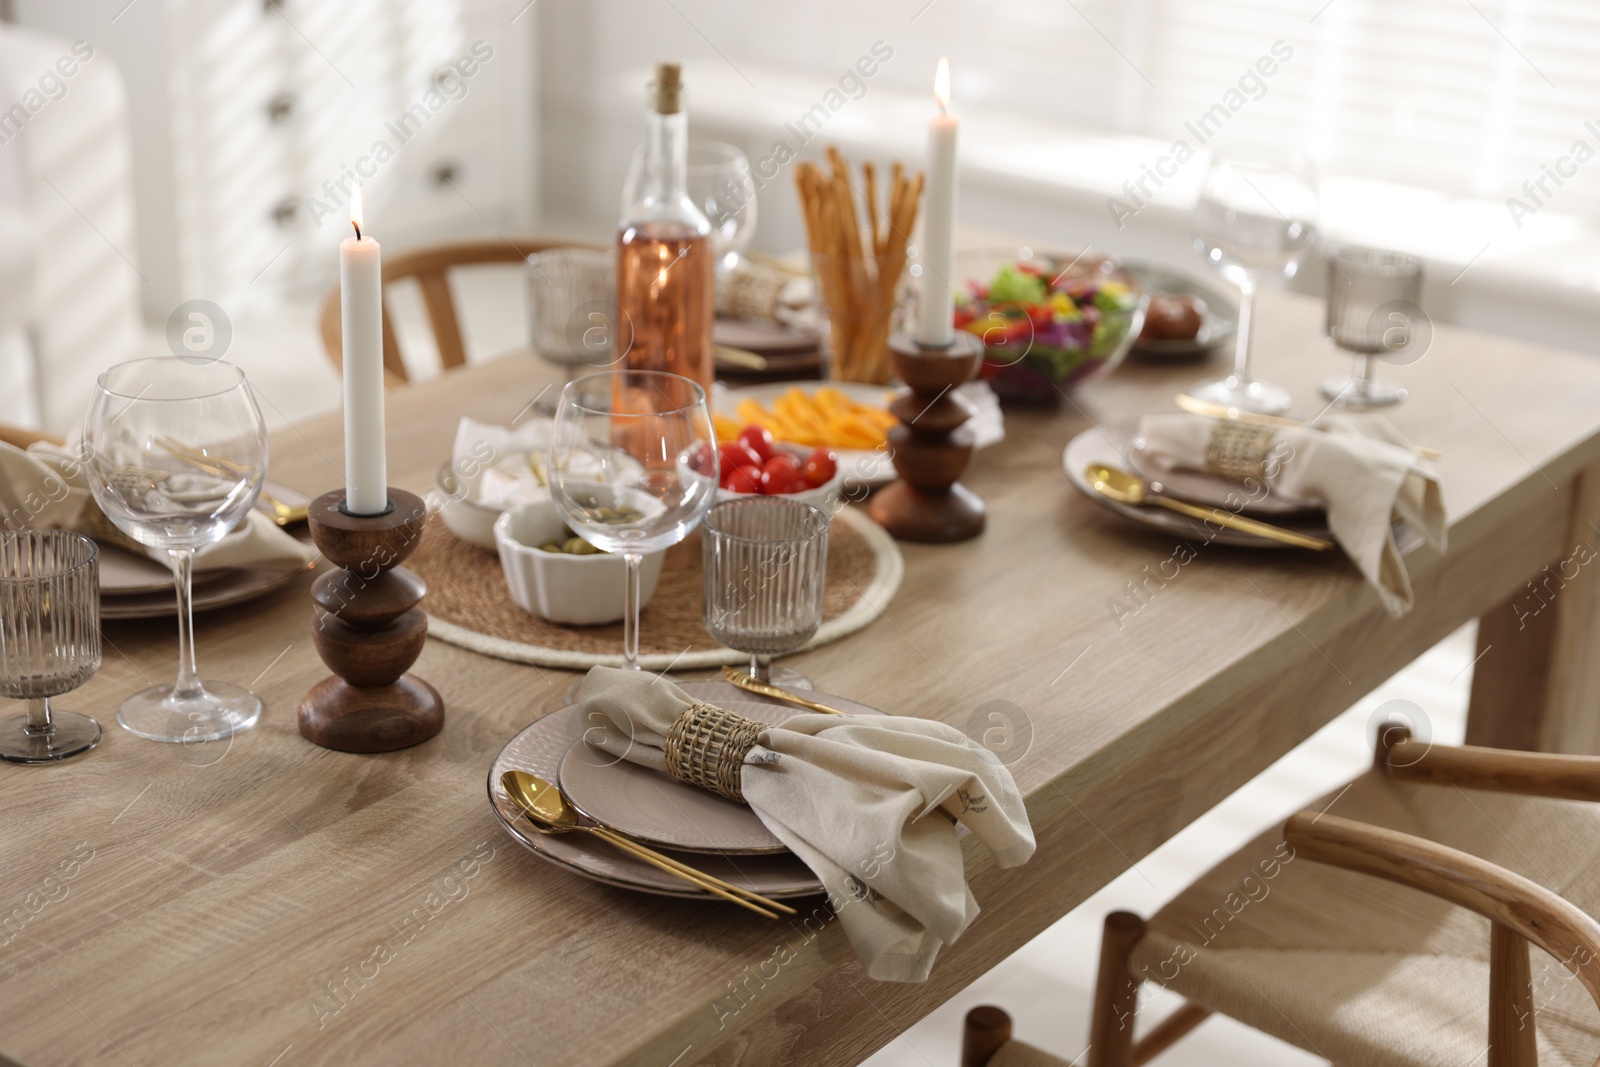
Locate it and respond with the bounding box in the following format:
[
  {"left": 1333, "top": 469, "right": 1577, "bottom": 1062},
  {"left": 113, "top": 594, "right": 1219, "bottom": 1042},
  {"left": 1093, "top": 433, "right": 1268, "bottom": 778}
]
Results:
[
  {"left": 1063, "top": 420, "right": 1425, "bottom": 553},
  {"left": 98, "top": 483, "right": 315, "bottom": 619},
  {"left": 487, "top": 679, "right": 886, "bottom": 899}
]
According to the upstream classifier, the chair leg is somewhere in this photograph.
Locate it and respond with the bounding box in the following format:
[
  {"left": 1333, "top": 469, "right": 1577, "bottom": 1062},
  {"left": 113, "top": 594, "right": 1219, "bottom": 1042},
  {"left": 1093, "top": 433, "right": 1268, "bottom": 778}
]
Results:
[
  {"left": 961, "top": 1005, "right": 1013, "bottom": 1067},
  {"left": 1488, "top": 923, "right": 1538, "bottom": 1067},
  {"left": 1088, "top": 911, "right": 1146, "bottom": 1067},
  {"left": 1131, "top": 1002, "right": 1211, "bottom": 1065}
]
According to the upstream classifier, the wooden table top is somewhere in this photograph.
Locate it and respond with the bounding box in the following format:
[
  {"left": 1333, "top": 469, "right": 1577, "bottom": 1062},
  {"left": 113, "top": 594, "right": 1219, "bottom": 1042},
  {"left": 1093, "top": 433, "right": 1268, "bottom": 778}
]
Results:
[{"left": 5, "top": 289, "right": 1600, "bottom": 1067}]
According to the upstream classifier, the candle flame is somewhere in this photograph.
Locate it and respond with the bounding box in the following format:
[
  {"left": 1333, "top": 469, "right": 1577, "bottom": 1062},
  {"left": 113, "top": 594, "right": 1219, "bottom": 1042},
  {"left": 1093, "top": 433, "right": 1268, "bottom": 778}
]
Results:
[
  {"left": 350, "top": 185, "right": 364, "bottom": 240},
  {"left": 934, "top": 57, "right": 950, "bottom": 115}
]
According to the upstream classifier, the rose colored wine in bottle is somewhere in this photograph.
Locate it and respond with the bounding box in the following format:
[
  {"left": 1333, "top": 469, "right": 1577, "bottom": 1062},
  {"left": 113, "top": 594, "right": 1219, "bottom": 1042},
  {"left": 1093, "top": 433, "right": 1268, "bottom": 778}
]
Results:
[{"left": 617, "top": 62, "right": 715, "bottom": 410}]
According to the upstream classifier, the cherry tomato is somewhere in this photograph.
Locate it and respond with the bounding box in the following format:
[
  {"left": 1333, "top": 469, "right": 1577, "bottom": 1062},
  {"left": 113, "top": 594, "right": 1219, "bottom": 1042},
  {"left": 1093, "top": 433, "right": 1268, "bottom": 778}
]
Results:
[
  {"left": 687, "top": 442, "right": 717, "bottom": 478},
  {"left": 801, "top": 448, "right": 837, "bottom": 488},
  {"left": 759, "top": 454, "right": 801, "bottom": 495},
  {"left": 725, "top": 465, "right": 763, "bottom": 495},
  {"left": 718, "top": 440, "right": 761, "bottom": 472},
  {"left": 738, "top": 424, "right": 776, "bottom": 462}
]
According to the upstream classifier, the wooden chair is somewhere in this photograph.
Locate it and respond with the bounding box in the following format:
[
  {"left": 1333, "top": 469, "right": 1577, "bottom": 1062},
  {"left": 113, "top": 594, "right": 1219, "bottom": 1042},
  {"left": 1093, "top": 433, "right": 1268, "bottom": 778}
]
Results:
[
  {"left": 963, "top": 728, "right": 1600, "bottom": 1067},
  {"left": 0, "top": 425, "right": 63, "bottom": 451},
  {"left": 317, "top": 237, "right": 604, "bottom": 384}
]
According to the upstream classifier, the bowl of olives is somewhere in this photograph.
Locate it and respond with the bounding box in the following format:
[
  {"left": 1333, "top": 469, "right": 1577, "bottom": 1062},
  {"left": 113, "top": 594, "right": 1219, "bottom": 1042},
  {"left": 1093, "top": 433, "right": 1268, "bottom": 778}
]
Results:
[{"left": 493, "top": 500, "right": 667, "bottom": 626}]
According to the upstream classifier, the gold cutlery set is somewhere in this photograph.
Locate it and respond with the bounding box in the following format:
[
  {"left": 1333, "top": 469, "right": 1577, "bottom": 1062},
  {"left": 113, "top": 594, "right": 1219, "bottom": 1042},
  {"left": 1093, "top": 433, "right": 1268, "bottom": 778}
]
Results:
[
  {"left": 500, "top": 769, "right": 795, "bottom": 918},
  {"left": 499, "top": 671, "right": 851, "bottom": 918},
  {"left": 1080, "top": 394, "right": 1442, "bottom": 550},
  {"left": 157, "top": 437, "right": 309, "bottom": 526}
]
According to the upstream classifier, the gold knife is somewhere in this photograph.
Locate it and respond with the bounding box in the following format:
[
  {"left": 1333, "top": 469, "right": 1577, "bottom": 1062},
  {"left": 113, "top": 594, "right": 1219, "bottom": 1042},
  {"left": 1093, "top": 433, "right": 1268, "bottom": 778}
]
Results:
[
  {"left": 1085, "top": 464, "right": 1335, "bottom": 550},
  {"left": 715, "top": 345, "right": 770, "bottom": 371},
  {"left": 1175, "top": 393, "right": 1441, "bottom": 461}
]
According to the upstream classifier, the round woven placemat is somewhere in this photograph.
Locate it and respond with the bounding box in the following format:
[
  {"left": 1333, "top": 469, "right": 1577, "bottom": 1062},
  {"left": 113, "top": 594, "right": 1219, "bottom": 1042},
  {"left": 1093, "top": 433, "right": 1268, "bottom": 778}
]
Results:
[{"left": 410, "top": 506, "right": 903, "bottom": 670}]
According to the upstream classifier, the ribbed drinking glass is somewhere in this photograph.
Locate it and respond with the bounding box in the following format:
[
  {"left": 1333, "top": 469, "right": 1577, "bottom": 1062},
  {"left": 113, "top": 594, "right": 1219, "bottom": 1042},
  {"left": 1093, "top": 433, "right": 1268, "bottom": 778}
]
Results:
[
  {"left": 0, "top": 530, "right": 102, "bottom": 763},
  {"left": 1321, "top": 246, "right": 1423, "bottom": 407},
  {"left": 702, "top": 497, "right": 830, "bottom": 689}
]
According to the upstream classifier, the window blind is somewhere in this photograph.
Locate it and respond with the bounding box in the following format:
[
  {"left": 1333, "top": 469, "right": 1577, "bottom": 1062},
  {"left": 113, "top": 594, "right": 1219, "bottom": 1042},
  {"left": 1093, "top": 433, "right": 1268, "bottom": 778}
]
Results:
[{"left": 662, "top": 0, "right": 1600, "bottom": 219}]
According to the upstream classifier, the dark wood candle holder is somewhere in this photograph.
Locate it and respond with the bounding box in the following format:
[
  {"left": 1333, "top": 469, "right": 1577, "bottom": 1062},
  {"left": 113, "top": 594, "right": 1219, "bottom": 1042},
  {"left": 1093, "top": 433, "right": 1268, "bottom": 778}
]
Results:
[
  {"left": 867, "top": 331, "right": 987, "bottom": 543},
  {"left": 298, "top": 487, "right": 444, "bottom": 753}
]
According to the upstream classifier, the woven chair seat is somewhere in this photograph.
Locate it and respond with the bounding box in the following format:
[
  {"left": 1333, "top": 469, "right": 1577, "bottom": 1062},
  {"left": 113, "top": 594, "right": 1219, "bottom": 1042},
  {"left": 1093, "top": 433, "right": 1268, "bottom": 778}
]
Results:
[{"left": 1130, "top": 769, "right": 1600, "bottom": 1067}]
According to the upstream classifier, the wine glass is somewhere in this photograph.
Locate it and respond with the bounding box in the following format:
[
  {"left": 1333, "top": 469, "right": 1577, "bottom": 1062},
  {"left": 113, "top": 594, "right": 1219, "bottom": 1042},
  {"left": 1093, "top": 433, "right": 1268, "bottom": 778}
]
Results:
[
  {"left": 0, "top": 530, "right": 102, "bottom": 763},
  {"left": 702, "top": 498, "right": 830, "bottom": 690},
  {"left": 1321, "top": 246, "right": 1423, "bottom": 407},
  {"left": 624, "top": 140, "right": 757, "bottom": 276},
  {"left": 1190, "top": 147, "right": 1320, "bottom": 414},
  {"left": 547, "top": 370, "right": 718, "bottom": 670},
  {"left": 84, "top": 357, "right": 269, "bottom": 742}
]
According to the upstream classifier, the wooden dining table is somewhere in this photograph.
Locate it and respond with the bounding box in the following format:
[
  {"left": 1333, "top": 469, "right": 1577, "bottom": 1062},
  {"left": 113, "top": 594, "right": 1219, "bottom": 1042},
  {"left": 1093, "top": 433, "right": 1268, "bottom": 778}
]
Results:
[{"left": 4, "top": 287, "right": 1600, "bottom": 1067}]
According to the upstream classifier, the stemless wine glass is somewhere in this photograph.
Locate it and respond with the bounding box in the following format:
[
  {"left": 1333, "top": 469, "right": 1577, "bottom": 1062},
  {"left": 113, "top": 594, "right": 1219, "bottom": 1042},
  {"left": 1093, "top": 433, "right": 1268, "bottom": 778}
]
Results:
[
  {"left": 84, "top": 357, "right": 269, "bottom": 742},
  {"left": 0, "top": 530, "right": 102, "bottom": 763},
  {"left": 547, "top": 370, "right": 718, "bottom": 670},
  {"left": 702, "top": 498, "right": 830, "bottom": 690},
  {"left": 1191, "top": 147, "right": 1320, "bottom": 414},
  {"left": 624, "top": 140, "right": 757, "bottom": 276},
  {"left": 1321, "top": 246, "right": 1423, "bottom": 407}
]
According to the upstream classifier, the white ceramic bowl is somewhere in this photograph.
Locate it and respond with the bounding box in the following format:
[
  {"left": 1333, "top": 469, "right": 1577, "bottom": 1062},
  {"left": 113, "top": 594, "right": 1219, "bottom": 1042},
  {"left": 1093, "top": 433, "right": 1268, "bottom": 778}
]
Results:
[
  {"left": 715, "top": 444, "right": 846, "bottom": 512},
  {"left": 437, "top": 462, "right": 506, "bottom": 549},
  {"left": 493, "top": 500, "right": 667, "bottom": 626}
]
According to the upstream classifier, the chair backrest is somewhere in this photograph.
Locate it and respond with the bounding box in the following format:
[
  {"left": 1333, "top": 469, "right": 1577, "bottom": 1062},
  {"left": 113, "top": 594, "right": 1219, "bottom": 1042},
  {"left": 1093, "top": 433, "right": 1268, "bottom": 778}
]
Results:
[
  {"left": 0, "top": 424, "right": 63, "bottom": 451},
  {"left": 317, "top": 237, "right": 605, "bottom": 384}
]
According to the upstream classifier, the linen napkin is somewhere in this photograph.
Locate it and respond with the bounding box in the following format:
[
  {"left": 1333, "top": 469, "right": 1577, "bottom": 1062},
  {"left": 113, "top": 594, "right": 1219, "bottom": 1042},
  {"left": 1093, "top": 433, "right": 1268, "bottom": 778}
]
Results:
[
  {"left": 579, "top": 666, "right": 1036, "bottom": 983},
  {"left": 0, "top": 441, "right": 316, "bottom": 572},
  {"left": 1136, "top": 413, "right": 1446, "bottom": 616},
  {"left": 451, "top": 416, "right": 555, "bottom": 511}
]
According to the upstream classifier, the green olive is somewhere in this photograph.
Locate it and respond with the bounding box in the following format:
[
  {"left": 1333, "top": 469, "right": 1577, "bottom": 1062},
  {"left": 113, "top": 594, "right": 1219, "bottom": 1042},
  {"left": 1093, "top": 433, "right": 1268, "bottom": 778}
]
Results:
[
  {"left": 538, "top": 541, "right": 562, "bottom": 553},
  {"left": 564, "top": 536, "right": 600, "bottom": 555}
]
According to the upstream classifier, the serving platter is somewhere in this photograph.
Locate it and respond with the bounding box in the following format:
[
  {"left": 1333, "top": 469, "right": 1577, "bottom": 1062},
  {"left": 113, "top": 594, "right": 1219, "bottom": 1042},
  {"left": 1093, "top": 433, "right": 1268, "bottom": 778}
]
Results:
[{"left": 719, "top": 380, "right": 1004, "bottom": 488}]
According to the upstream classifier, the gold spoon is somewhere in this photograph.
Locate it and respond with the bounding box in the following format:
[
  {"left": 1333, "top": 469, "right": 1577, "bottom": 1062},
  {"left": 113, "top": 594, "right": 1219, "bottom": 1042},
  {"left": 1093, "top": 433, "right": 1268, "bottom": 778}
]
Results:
[
  {"left": 1084, "top": 464, "right": 1334, "bottom": 551},
  {"left": 499, "top": 770, "right": 792, "bottom": 919},
  {"left": 720, "top": 667, "right": 846, "bottom": 715}
]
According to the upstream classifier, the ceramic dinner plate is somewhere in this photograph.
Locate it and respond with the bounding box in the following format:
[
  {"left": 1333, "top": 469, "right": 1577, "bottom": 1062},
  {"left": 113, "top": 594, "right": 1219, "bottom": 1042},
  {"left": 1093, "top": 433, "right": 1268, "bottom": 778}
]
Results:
[
  {"left": 714, "top": 315, "right": 819, "bottom": 356},
  {"left": 1063, "top": 421, "right": 1336, "bottom": 549},
  {"left": 488, "top": 680, "right": 881, "bottom": 900},
  {"left": 101, "top": 561, "right": 314, "bottom": 620},
  {"left": 1122, "top": 261, "right": 1239, "bottom": 361},
  {"left": 96, "top": 481, "right": 312, "bottom": 596},
  {"left": 719, "top": 380, "right": 1004, "bottom": 488},
  {"left": 98, "top": 546, "right": 228, "bottom": 596},
  {"left": 558, "top": 694, "right": 884, "bottom": 856}
]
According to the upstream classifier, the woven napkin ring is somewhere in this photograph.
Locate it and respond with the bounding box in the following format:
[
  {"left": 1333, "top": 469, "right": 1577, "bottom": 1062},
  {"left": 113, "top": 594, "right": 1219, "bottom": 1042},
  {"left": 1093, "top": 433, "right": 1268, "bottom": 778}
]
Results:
[
  {"left": 664, "top": 702, "right": 765, "bottom": 803},
  {"left": 1204, "top": 422, "right": 1277, "bottom": 483},
  {"left": 717, "top": 263, "right": 788, "bottom": 320}
]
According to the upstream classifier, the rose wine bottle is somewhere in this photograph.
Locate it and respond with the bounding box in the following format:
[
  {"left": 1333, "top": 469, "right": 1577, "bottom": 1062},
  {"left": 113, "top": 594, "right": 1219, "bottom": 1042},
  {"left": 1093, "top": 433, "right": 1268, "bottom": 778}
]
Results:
[{"left": 617, "top": 63, "right": 715, "bottom": 409}]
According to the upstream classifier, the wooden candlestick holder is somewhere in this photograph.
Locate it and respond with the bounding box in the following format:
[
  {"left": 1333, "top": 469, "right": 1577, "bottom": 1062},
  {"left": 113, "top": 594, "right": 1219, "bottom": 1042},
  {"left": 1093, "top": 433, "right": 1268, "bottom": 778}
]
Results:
[
  {"left": 867, "top": 331, "right": 987, "bottom": 543},
  {"left": 298, "top": 487, "right": 445, "bottom": 753}
]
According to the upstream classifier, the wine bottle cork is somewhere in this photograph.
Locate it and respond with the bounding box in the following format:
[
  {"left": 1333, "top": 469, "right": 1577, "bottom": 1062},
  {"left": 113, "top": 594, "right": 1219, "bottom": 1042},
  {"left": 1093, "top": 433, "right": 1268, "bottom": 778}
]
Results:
[{"left": 652, "top": 62, "right": 683, "bottom": 114}]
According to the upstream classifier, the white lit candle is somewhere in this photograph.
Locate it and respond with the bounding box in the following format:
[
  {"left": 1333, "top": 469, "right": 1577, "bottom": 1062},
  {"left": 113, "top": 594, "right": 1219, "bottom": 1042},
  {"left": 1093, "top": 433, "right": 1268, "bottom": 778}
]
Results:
[
  {"left": 340, "top": 186, "right": 388, "bottom": 515},
  {"left": 916, "top": 56, "right": 958, "bottom": 348}
]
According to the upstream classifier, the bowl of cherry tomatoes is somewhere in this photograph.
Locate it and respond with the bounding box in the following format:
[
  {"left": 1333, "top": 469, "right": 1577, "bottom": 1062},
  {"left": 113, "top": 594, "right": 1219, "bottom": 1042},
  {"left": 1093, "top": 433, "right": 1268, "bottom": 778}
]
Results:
[{"left": 715, "top": 424, "right": 842, "bottom": 511}]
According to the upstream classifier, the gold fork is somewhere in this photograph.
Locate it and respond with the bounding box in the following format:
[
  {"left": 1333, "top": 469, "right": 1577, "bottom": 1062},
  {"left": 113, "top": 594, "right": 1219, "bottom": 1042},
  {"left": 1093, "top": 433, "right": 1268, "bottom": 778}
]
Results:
[{"left": 721, "top": 666, "right": 847, "bottom": 715}]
